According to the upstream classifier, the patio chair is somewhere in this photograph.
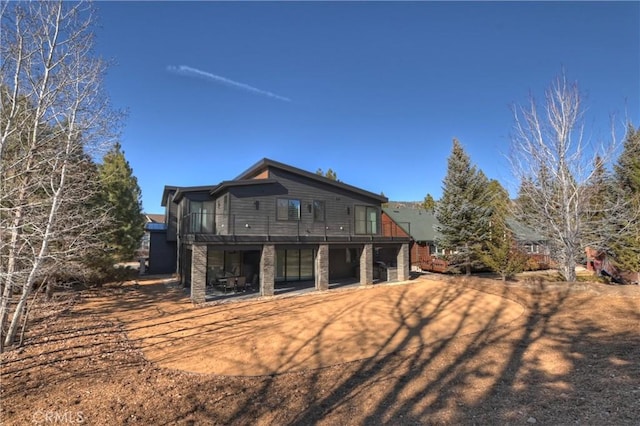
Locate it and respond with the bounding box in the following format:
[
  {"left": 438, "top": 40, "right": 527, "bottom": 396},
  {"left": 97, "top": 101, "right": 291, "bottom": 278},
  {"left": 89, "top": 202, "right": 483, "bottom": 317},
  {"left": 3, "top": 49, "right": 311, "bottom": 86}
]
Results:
[
  {"left": 224, "top": 277, "right": 236, "bottom": 293},
  {"left": 235, "top": 276, "right": 247, "bottom": 292},
  {"left": 207, "top": 267, "right": 221, "bottom": 288}
]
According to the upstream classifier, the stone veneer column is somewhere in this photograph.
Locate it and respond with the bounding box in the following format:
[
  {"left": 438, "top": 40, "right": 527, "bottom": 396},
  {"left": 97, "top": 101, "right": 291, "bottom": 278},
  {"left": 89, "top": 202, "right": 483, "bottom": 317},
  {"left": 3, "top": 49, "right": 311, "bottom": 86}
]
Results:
[
  {"left": 260, "top": 244, "right": 275, "bottom": 296},
  {"left": 190, "top": 245, "right": 207, "bottom": 304},
  {"left": 315, "top": 244, "right": 329, "bottom": 291},
  {"left": 397, "top": 243, "right": 410, "bottom": 282},
  {"left": 360, "top": 244, "right": 373, "bottom": 286}
]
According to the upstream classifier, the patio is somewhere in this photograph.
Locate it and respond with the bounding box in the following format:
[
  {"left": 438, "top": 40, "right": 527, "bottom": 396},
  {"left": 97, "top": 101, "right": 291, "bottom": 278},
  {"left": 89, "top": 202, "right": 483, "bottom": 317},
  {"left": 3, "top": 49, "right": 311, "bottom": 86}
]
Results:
[{"left": 204, "top": 277, "right": 363, "bottom": 302}]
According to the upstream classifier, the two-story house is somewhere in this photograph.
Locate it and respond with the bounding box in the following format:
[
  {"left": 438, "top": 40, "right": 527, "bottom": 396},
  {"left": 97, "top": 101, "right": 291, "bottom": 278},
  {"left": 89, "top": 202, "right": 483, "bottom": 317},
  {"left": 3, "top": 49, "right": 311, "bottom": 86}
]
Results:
[{"left": 158, "top": 158, "right": 411, "bottom": 303}]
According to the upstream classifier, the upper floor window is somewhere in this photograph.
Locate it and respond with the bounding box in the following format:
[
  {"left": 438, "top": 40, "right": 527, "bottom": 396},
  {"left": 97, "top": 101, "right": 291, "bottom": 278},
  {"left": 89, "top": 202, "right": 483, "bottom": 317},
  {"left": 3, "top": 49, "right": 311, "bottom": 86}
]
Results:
[
  {"left": 189, "top": 200, "right": 214, "bottom": 233},
  {"left": 277, "top": 198, "right": 300, "bottom": 221},
  {"left": 355, "top": 205, "right": 378, "bottom": 235},
  {"left": 313, "top": 200, "right": 325, "bottom": 222}
]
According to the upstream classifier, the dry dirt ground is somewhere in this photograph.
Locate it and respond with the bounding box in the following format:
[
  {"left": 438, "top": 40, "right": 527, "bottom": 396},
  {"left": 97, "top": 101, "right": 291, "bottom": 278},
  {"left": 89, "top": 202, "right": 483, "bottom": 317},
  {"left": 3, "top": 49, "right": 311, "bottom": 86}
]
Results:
[{"left": 1, "top": 274, "right": 639, "bottom": 425}]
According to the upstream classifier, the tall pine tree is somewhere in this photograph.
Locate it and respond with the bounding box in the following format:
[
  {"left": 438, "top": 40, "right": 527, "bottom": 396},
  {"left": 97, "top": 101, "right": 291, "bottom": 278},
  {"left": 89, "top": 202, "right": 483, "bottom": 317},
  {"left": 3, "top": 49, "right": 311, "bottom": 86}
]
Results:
[
  {"left": 479, "top": 179, "right": 528, "bottom": 280},
  {"left": 615, "top": 125, "right": 640, "bottom": 195},
  {"left": 435, "top": 139, "right": 492, "bottom": 275},
  {"left": 611, "top": 125, "right": 640, "bottom": 282},
  {"left": 583, "top": 156, "right": 618, "bottom": 252},
  {"left": 98, "top": 143, "right": 145, "bottom": 262}
]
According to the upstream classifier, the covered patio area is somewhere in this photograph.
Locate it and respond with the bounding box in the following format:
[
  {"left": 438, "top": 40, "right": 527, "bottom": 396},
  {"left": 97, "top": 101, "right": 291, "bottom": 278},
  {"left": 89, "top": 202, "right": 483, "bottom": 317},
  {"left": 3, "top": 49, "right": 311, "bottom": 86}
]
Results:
[
  {"left": 189, "top": 241, "right": 410, "bottom": 303},
  {"left": 203, "top": 277, "right": 362, "bottom": 302}
]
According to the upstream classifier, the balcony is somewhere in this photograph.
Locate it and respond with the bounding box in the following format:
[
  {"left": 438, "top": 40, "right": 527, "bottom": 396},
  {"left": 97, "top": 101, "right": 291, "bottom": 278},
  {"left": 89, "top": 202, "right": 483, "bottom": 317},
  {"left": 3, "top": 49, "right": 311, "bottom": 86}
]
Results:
[{"left": 179, "top": 213, "right": 409, "bottom": 243}]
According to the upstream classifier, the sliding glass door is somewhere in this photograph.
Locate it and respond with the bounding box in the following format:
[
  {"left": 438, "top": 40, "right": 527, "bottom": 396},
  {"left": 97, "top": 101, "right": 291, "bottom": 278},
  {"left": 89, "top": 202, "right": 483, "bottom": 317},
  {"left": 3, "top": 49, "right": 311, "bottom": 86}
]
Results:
[{"left": 275, "top": 248, "right": 314, "bottom": 282}]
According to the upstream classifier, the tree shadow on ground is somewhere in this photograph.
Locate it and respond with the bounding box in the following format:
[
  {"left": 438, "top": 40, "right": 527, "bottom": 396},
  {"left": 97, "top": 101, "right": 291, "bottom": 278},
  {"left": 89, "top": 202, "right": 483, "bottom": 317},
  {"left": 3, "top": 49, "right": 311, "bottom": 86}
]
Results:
[
  {"left": 2, "top": 276, "right": 639, "bottom": 425},
  {"left": 215, "top": 277, "right": 640, "bottom": 425}
]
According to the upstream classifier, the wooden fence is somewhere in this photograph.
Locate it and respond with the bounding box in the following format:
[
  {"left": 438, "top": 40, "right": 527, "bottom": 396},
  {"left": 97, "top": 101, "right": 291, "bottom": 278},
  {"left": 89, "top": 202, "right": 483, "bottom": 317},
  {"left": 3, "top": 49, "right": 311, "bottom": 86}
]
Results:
[{"left": 417, "top": 257, "right": 449, "bottom": 273}]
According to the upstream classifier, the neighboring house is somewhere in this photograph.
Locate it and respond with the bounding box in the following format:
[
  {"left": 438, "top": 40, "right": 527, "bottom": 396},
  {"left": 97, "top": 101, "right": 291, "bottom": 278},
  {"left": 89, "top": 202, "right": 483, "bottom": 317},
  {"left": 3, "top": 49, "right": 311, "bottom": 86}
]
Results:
[
  {"left": 381, "top": 208, "right": 449, "bottom": 272},
  {"left": 585, "top": 247, "right": 640, "bottom": 285},
  {"left": 146, "top": 213, "right": 165, "bottom": 225},
  {"left": 139, "top": 213, "right": 165, "bottom": 254},
  {"left": 158, "top": 158, "right": 411, "bottom": 303},
  {"left": 504, "top": 218, "right": 552, "bottom": 269},
  {"left": 584, "top": 247, "right": 626, "bottom": 283},
  {"left": 382, "top": 207, "right": 550, "bottom": 272},
  {"left": 141, "top": 213, "right": 177, "bottom": 275}
]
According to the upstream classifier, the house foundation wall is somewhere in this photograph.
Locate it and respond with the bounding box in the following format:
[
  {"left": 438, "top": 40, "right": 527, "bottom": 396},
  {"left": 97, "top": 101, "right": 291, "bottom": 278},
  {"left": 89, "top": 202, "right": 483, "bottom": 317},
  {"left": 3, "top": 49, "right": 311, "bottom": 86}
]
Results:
[{"left": 190, "top": 245, "right": 207, "bottom": 303}]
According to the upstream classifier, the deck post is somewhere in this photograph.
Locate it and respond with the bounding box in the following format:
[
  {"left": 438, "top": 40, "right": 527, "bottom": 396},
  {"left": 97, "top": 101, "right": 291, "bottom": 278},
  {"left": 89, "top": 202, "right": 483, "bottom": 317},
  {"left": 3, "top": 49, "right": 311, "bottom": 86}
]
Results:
[
  {"left": 360, "top": 244, "right": 373, "bottom": 285},
  {"left": 190, "top": 245, "right": 207, "bottom": 303},
  {"left": 397, "top": 243, "right": 410, "bottom": 281},
  {"left": 315, "top": 244, "right": 329, "bottom": 291},
  {"left": 260, "top": 244, "right": 275, "bottom": 296}
]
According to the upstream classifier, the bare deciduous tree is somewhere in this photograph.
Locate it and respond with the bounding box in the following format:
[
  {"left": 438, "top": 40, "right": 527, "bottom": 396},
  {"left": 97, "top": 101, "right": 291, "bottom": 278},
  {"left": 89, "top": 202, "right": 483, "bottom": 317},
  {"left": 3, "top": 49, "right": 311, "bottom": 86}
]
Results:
[
  {"left": 509, "top": 73, "right": 624, "bottom": 282},
  {"left": 0, "top": 0, "right": 117, "bottom": 351}
]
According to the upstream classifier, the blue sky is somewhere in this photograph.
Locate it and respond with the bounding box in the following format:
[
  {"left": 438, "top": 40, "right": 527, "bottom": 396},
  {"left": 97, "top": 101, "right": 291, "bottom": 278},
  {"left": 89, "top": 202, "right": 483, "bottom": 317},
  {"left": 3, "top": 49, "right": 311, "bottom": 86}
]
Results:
[{"left": 94, "top": 1, "right": 640, "bottom": 213}]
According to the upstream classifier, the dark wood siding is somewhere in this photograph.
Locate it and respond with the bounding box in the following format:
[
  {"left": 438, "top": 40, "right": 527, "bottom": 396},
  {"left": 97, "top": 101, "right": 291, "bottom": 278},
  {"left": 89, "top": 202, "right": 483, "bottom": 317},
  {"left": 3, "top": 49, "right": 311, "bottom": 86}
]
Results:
[
  {"left": 225, "top": 183, "right": 280, "bottom": 235},
  {"left": 175, "top": 167, "right": 392, "bottom": 240},
  {"left": 183, "top": 191, "right": 214, "bottom": 203},
  {"left": 176, "top": 199, "right": 185, "bottom": 237},
  {"left": 215, "top": 193, "right": 228, "bottom": 234},
  {"left": 224, "top": 168, "right": 382, "bottom": 237},
  {"left": 166, "top": 191, "right": 178, "bottom": 241},
  {"left": 148, "top": 230, "right": 177, "bottom": 274}
]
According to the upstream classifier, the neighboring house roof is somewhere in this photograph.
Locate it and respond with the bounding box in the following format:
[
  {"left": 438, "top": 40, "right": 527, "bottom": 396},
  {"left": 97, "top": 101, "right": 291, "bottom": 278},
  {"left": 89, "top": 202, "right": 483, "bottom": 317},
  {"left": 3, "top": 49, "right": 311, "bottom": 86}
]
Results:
[
  {"left": 236, "top": 158, "right": 388, "bottom": 203},
  {"left": 145, "top": 213, "right": 165, "bottom": 224},
  {"left": 505, "top": 218, "right": 545, "bottom": 242},
  {"left": 383, "top": 207, "right": 441, "bottom": 242},
  {"left": 384, "top": 207, "right": 546, "bottom": 244},
  {"left": 145, "top": 222, "right": 167, "bottom": 231}
]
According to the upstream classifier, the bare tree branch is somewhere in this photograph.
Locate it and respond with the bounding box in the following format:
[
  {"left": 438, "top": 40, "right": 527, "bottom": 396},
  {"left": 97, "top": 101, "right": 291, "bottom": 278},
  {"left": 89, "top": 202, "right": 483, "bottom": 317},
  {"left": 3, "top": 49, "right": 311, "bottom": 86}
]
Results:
[
  {"left": 1, "top": 0, "right": 117, "bottom": 351},
  {"left": 509, "top": 73, "right": 624, "bottom": 282}
]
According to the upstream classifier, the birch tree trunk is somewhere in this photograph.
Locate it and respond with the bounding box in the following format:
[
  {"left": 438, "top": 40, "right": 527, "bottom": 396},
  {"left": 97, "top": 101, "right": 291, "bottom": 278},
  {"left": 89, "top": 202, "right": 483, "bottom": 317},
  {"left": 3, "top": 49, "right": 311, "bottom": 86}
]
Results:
[{"left": 0, "top": 0, "right": 117, "bottom": 350}]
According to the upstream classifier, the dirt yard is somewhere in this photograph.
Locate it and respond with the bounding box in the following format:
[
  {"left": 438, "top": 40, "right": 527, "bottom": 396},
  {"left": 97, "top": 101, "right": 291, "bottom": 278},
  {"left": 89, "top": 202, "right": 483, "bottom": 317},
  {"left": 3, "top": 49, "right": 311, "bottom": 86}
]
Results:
[{"left": 2, "top": 274, "right": 639, "bottom": 425}]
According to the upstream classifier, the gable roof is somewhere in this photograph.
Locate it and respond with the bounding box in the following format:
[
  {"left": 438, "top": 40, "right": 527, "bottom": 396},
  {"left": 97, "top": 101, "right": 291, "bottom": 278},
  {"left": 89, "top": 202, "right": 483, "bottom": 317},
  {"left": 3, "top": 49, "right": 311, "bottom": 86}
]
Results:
[
  {"left": 174, "top": 186, "right": 217, "bottom": 203},
  {"left": 162, "top": 158, "right": 388, "bottom": 206},
  {"left": 161, "top": 185, "right": 178, "bottom": 207},
  {"left": 236, "top": 158, "right": 388, "bottom": 203},
  {"left": 383, "top": 207, "right": 441, "bottom": 242}
]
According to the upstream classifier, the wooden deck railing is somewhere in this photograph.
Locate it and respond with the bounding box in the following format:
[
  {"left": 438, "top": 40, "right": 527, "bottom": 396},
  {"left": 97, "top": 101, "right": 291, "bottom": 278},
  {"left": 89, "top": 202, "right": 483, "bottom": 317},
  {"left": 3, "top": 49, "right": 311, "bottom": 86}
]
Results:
[{"left": 418, "top": 257, "right": 449, "bottom": 273}]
